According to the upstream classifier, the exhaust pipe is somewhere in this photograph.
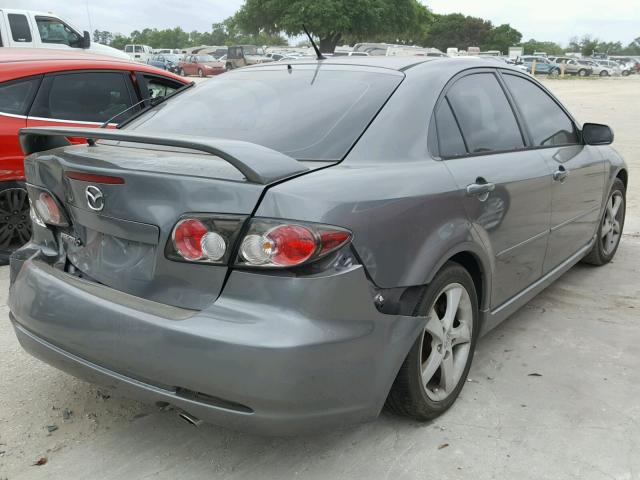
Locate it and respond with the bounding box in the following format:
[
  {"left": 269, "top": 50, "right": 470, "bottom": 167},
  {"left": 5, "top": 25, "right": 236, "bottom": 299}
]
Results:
[{"left": 177, "top": 409, "right": 203, "bottom": 427}]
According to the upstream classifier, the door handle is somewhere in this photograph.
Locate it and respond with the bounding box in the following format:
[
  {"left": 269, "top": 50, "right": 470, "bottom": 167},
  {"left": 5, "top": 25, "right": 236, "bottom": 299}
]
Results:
[
  {"left": 466, "top": 180, "right": 496, "bottom": 197},
  {"left": 553, "top": 166, "right": 569, "bottom": 182}
]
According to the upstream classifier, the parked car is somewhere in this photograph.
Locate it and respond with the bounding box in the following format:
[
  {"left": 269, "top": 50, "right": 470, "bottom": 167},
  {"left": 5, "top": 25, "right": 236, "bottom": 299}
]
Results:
[
  {"left": 11, "top": 56, "right": 626, "bottom": 434},
  {"left": 596, "top": 60, "right": 625, "bottom": 76},
  {"left": 225, "top": 45, "right": 273, "bottom": 69},
  {"left": 490, "top": 56, "right": 529, "bottom": 73},
  {"left": 0, "top": 48, "right": 188, "bottom": 260},
  {"left": 124, "top": 44, "right": 153, "bottom": 63},
  {"left": 178, "top": 54, "right": 225, "bottom": 77},
  {"left": 577, "top": 59, "right": 615, "bottom": 77},
  {"left": 518, "top": 56, "right": 561, "bottom": 75},
  {"left": 548, "top": 57, "right": 592, "bottom": 76},
  {"left": 0, "top": 8, "right": 129, "bottom": 60},
  {"left": 147, "top": 53, "right": 181, "bottom": 74}
]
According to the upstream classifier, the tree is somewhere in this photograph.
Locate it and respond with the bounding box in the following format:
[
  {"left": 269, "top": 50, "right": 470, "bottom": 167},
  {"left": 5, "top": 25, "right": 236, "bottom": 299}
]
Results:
[
  {"left": 92, "top": 29, "right": 113, "bottom": 45},
  {"left": 425, "top": 14, "right": 492, "bottom": 51},
  {"left": 520, "top": 39, "right": 564, "bottom": 56},
  {"left": 234, "top": 0, "right": 432, "bottom": 53},
  {"left": 482, "top": 24, "right": 522, "bottom": 54}
]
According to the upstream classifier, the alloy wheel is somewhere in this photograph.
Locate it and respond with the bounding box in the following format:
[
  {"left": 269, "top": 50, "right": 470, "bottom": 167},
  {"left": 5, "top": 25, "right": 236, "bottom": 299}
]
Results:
[
  {"left": 0, "top": 188, "right": 31, "bottom": 251},
  {"left": 601, "top": 190, "right": 624, "bottom": 256},
  {"left": 419, "top": 283, "right": 473, "bottom": 402}
]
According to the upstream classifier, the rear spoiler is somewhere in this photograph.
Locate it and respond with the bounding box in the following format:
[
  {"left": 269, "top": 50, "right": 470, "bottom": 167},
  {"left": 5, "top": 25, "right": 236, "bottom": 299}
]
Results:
[{"left": 19, "top": 127, "right": 309, "bottom": 185}]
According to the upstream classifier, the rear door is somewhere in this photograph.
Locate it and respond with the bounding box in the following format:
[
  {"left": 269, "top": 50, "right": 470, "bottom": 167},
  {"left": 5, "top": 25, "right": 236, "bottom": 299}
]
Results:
[
  {"left": 501, "top": 72, "right": 605, "bottom": 272},
  {"left": 435, "top": 70, "right": 553, "bottom": 309},
  {"left": 27, "top": 70, "right": 137, "bottom": 130}
]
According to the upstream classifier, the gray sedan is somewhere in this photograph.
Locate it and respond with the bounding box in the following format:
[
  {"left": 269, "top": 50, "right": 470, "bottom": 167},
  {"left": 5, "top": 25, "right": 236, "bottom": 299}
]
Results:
[{"left": 11, "top": 56, "right": 627, "bottom": 434}]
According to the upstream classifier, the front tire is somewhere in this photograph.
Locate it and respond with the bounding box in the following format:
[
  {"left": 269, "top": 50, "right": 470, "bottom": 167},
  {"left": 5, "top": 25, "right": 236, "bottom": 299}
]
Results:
[
  {"left": 599, "top": 70, "right": 609, "bottom": 77},
  {"left": 583, "top": 178, "right": 626, "bottom": 266},
  {"left": 0, "top": 182, "right": 32, "bottom": 263},
  {"left": 198, "top": 68, "right": 205, "bottom": 78},
  {"left": 578, "top": 69, "right": 587, "bottom": 77},
  {"left": 386, "top": 262, "right": 479, "bottom": 420}
]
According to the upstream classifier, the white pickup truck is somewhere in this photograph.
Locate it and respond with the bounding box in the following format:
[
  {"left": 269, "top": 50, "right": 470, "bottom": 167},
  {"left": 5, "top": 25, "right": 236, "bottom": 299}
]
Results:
[{"left": 0, "top": 9, "right": 130, "bottom": 60}]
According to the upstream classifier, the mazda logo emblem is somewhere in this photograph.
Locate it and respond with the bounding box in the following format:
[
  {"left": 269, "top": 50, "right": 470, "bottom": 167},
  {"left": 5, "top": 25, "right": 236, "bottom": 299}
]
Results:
[{"left": 85, "top": 185, "right": 104, "bottom": 211}]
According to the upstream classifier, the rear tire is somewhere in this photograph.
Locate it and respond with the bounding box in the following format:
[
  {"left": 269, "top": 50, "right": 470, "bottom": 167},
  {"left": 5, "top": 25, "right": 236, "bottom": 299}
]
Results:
[
  {"left": 386, "top": 262, "right": 479, "bottom": 420},
  {"left": 0, "top": 181, "right": 32, "bottom": 264},
  {"left": 599, "top": 70, "right": 609, "bottom": 77},
  {"left": 582, "top": 178, "right": 625, "bottom": 266}
]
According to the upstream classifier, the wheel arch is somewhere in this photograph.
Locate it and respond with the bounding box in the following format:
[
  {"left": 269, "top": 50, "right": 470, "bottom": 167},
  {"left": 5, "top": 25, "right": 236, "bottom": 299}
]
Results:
[
  {"left": 616, "top": 168, "right": 628, "bottom": 189},
  {"left": 423, "top": 243, "right": 492, "bottom": 313}
]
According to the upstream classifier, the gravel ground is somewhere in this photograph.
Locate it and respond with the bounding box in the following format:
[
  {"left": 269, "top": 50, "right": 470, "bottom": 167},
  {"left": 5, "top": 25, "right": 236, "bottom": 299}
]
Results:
[{"left": 1, "top": 75, "right": 639, "bottom": 480}]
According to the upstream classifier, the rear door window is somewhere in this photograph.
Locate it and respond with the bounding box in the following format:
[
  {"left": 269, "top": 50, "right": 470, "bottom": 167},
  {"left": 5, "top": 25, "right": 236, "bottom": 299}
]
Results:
[
  {"left": 503, "top": 74, "right": 578, "bottom": 147},
  {"left": 0, "top": 77, "right": 41, "bottom": 115},
  {"left": 31, "top": 72, "right": 134, "bottom": 123},
  {"left": 8, "top": 13, "right": 32, "bottom": 43},
  {"left": 446, "top": 73, "right": 524, "bottom": 154},
  {"left": 434, "top": 100, "right": 467, "bottom": 158}
]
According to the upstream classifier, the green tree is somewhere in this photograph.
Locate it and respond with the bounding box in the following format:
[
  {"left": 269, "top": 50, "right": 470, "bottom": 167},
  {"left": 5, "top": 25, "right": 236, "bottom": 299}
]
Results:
[
  {"left": 520, "top": 39, "right": 564, "bottom": 55},
  {"left": 425, "top": 14, "right": 492, "bottom": 51},
  {"left": 110, "top": 34, "right": 131, "bottom": 50},
  {"left": 235, "top": 0, "right": 432, "bottom": 53},
  {"left": 482, "top": 24, "right": 522, "bottom": 54}
]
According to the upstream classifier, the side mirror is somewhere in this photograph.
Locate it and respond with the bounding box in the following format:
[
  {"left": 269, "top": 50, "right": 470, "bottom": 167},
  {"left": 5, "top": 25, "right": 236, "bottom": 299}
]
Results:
[
  {"left": 582, "top": 123, "right": 614, "bottom": 145},
  {"left": 83, "top": 31, "right": 91, "bottom": 49}
]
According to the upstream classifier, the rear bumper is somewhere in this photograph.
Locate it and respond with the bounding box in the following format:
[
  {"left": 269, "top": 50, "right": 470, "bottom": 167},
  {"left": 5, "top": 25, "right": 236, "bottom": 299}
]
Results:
[{"left": 9, "top": 253, "right": 423, "bottom": 435}]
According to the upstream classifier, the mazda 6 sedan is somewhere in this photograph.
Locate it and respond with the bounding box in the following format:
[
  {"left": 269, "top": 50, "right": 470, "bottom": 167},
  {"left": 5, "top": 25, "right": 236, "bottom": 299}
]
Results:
[{"left": 10, "top": 56, "right": 627, "bottom": 435}]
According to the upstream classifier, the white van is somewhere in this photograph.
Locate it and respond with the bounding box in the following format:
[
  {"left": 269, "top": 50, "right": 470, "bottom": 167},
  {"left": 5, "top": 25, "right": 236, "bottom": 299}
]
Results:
[
  {"left": 0, "top": 9, "right": 130, "bottom": 60},
  {"left": 124, "top": 44, "right": 153, "bottom": 63}
]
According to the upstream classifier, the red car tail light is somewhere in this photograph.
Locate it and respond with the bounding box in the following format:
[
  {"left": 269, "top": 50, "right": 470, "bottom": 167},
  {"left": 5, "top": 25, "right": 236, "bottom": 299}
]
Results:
[
  {"left": 166, "top": 215, "right": 246, "bottom": 264},
  {"left": 237, "top": 219, "right": 352, "bottom": 268},
  {"left": 32, "top": 190, "right": 68, "bottom": 226}
]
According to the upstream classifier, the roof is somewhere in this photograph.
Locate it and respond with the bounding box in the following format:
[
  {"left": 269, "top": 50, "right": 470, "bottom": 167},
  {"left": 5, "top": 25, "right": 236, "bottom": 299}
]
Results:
[
  {"left": 243, "top": 55, "right": 494, "bottom": 73},
  {"left": 0, "top": 48, "right": 135, "bottom": 64},
  {"left": 0, "top": 48, "right": 186, "bottom": 83}
]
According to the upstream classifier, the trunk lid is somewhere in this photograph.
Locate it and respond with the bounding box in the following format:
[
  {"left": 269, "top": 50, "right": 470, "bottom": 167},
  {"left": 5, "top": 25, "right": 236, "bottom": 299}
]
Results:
[{"left": 23, "top": 136, "right": 311, "bottom": 310}]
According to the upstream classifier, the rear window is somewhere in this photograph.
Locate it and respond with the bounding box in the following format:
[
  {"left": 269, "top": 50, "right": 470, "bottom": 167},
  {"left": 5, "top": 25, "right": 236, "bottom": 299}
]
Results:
[{"left": 128, "top": 67, "right": 402, "bottom": 161}]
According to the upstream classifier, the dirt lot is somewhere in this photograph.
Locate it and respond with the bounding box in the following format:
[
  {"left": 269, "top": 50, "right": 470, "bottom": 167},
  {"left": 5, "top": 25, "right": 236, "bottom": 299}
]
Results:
[{"left": 1, "top": 75, "right": 639, "bottom": 480}]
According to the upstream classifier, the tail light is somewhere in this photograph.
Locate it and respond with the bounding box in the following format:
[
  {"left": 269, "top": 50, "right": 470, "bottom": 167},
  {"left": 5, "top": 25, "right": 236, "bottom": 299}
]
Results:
[
  {"left": 236, "top": 219, "right": 351, "bottom": 268},
  {"left": 30, "top": 189, "right": 69, "bottom": 227},
  {"left": 167, "top": 216, "right": 352, "bottom": 268},
  {"left": 166, "top": 215, "right": 246, "bottom": 264}
]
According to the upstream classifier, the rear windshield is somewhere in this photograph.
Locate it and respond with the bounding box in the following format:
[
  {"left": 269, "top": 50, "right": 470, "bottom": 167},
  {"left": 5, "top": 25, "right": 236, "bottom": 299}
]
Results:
[{"left": 127, "top": 66, "right": 402, "bottom": 161}]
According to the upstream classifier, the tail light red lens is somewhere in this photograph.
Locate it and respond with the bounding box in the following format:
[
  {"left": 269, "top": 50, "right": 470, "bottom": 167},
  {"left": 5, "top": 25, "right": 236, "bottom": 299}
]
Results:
[
  {"left": 173, "top": 218, "right": 209, "bottom": 261},
  {"left": 33, "top": 191, "right": 67, "bottom": 226},
  {"left": 265, "top": 225, "right": 316, "bottom": 266},
  {"left": 167, "top": 215, "right": 246, "bottom": 264},
  {"left": 237, "top": 219, "right": 352, "bottom": 268}
]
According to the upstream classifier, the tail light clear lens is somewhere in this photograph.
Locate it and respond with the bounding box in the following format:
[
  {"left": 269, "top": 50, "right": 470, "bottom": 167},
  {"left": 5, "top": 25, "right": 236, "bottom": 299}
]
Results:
[
  {"left": 166, "top": 215, "right": 246, "bottom": 264},
  {"left": 236, "top": 219, "right": 352, "bottom": 268}
]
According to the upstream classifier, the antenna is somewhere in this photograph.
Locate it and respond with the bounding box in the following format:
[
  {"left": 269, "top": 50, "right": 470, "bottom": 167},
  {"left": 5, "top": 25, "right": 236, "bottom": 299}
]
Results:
[{"left": 302, "top": 24, "right": 325, "bottom": 60}]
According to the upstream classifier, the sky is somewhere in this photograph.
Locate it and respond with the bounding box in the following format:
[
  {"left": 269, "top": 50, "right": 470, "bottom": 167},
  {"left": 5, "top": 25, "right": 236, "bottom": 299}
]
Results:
[{"left": 2, "top": 0, "right": 639, "bottom": 46}]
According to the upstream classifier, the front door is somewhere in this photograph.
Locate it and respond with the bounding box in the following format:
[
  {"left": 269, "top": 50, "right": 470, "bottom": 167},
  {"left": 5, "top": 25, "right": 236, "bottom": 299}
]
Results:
[
  {"left": 499, "top": 73, "right": 606, "bottom": 272},
  {"left": 435, "top": 71, "right": 552, "bottom": 309}
]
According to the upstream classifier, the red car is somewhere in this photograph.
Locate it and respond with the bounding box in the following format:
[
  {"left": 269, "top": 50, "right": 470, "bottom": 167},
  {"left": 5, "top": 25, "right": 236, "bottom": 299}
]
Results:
[
  {"left": 0, "top": 49, "right": 189, "bottom": 260},
  {"left": 178, "top": 54, "right": 226, "bottom": 77}
]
